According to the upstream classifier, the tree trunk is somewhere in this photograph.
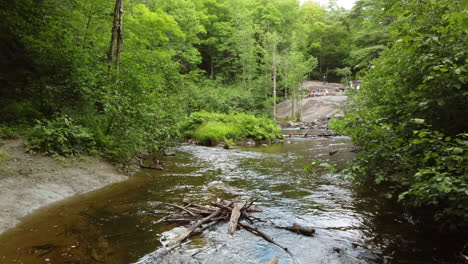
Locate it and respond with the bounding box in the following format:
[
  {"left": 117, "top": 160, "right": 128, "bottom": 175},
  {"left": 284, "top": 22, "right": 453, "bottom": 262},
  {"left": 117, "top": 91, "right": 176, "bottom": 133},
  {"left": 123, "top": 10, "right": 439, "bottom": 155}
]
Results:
[
  {"left": 210, "top": 56, "right": 214, "bottom": 79},
  {"left": 272, "top": 37, "right": 277, "bottom": 121},
  {"left": 298, "top": 84, "right": 303, "bottom": 121},
  {"left": 108, "top": 0, "right": 124, "bottom": 72},
  {"left": 116, "top": 0, "right": 124, "bottom": 72},
  {"left": 284, "top": 60, "right": 288, "bottom": 100},
  {"left": 108, "top": 0, "right": 120, "bottom": 66},
  {"left": 82, "top": 14, "right": 93, "bottom": 49},
  {"left": 291, "top": 84, "right": 295, "bottom": 118}
]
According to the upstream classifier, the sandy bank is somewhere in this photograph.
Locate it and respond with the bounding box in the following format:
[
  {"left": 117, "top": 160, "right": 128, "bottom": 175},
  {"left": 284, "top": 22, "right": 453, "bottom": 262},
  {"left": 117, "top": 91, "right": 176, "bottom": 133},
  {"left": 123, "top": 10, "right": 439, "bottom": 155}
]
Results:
[{"left": 0, "top": 139, "right": 128, "bottom": 234}]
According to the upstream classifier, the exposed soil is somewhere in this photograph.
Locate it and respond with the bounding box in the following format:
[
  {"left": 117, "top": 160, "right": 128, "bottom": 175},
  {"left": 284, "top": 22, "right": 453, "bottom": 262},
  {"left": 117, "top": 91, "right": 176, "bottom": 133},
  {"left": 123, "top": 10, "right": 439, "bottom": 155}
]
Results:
[{"left": 0, "top": 139, "right": 127, "bottom": 234}]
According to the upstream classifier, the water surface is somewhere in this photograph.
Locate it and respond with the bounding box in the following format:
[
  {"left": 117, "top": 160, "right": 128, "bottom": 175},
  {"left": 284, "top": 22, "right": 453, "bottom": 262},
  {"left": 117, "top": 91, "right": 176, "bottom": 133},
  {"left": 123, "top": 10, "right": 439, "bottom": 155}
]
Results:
[{"left": 0, "top": 138, "right": 463, "bottom": 263}]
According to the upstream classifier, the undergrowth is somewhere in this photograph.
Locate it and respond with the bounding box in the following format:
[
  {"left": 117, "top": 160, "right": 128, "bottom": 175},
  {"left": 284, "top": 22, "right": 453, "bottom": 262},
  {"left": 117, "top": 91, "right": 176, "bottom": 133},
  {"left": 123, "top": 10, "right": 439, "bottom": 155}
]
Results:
[
  {"left": 182, "top": 111, "right": 282, "bottom": 146},
  {"left": 25, "top": 116, "right": 97, "bottom": 156}
]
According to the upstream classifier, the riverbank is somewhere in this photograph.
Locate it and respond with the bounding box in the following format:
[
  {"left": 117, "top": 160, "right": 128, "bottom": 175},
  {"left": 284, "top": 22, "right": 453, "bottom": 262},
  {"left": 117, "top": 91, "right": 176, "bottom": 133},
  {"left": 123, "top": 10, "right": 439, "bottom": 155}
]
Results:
[{"left": 0, "top": 139, "right": 128, "bottom": 234}]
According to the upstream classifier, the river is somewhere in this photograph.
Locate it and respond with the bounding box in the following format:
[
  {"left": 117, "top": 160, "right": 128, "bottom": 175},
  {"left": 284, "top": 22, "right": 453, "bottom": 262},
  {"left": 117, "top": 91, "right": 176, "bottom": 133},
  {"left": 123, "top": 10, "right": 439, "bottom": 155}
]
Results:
[{"left": 0, "top": 137, "right": 463, "bottom": 263}]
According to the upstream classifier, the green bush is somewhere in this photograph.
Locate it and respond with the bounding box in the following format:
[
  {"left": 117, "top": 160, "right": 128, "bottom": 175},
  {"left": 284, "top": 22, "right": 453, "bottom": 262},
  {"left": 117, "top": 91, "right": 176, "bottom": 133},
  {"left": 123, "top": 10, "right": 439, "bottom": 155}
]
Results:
[
  {"left": 193, "top": 121, "right": 241, "bottom": 145},
  {"left": 398, "top": 131, "right": 468, "bottom": 226},
  {"left": 25, "top": 116, "right": 96, "bottom": 155},
  {"left": 182, "top": 111, "right": 282, "bottom": 145},
  {"left": 332, "top": 0, "right": 468, "bottom": 228},
  {"left": 0, "top": 101, "right": 43, "bottom": 124},
  {"left": 334, "top": 123, "right": 468, "bottom": 228},
  {"left": 0, "top": 125, "right": 19, "bottom": 139}
]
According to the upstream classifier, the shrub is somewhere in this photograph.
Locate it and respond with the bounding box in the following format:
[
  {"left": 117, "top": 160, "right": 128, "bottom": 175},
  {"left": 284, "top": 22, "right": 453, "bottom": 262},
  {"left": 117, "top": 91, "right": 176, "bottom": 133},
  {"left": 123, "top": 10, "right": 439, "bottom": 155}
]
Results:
[
  {"left": 0, "top": 101, "right": 43, "bottom": 124},
  {"left": 25, "top": 116, "right": 96, "bottom": 155},
  {"left": 332, "top": 0, "right": 468, "bottom": 228},
  {"left": 193, "top": 121, "right": 241, "bottom": 145},
  {"left": 0, "top": 125, "right": 19, "bottom": 139},
  {"left": 182, "top": 111, "right": 282, "bottom": 145},
  {"left": 398, "top": 130, "right": 468, "bottom": 227}
]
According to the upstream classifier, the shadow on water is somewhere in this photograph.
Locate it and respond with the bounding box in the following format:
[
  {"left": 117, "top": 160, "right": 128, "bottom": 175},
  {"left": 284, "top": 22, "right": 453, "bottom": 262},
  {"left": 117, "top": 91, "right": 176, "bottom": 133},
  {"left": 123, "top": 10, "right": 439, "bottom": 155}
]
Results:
[{"left": 0, "top": 137, "right": 465, "bottom": 263}]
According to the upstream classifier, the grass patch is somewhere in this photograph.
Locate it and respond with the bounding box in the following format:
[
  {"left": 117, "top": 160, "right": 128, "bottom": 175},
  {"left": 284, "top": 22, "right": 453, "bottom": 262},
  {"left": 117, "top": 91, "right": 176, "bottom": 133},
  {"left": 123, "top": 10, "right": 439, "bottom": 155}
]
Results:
[
  {"left": 0, "top": 149, "right": 11, "bottom": 162},
  {"left": 0, "top": 166, "right": 15, "bottom": 176},
  {"left": 193, "top": 121, "right": 241, "bottom": 145},
  {"left": 182, "top": 111, "right": 282, "bottom": 146}
]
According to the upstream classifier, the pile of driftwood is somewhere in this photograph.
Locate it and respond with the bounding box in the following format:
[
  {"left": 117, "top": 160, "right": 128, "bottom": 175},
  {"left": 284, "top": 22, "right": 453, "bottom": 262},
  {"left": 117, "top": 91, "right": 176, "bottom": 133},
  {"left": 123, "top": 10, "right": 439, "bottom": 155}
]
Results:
[{"left": 155, "top": 197, "right": 315, "bottom": 262}]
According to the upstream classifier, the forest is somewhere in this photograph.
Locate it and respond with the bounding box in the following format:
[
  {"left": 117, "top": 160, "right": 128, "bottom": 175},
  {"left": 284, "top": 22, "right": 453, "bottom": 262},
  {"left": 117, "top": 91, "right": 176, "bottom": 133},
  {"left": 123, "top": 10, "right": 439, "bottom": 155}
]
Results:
[{"left": 0, "top": 0, "right": 467, "bottom": 234}]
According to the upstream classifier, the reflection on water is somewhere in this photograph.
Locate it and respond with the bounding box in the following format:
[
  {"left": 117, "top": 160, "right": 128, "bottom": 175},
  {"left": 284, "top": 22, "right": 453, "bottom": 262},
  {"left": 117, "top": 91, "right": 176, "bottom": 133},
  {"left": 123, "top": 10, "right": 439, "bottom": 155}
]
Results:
[{"left": 0, "top": 137, "right": 464, "bottom": 263}]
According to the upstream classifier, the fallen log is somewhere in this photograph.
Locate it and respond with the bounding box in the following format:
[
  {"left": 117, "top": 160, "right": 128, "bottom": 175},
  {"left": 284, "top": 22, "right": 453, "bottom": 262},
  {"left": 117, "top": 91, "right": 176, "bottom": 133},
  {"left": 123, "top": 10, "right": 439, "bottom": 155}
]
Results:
[
  {"left": 214, "top": 199, "right": 263, "bottom": 212},
  {"left": 238, "top": 222, "right": 290, "bottom": 254},
  {"left": 155, "top": 204, "right": 193, "bottom": 224},
  {"left": 165, "top": 203, "right": 197, "bottom": 217},
  {"left": 167, "top": 201, "right": 235, "bottom": 248},
  {"left": 161, "top": 218, "right": 193, "bottom": 223},
  {"left": 152, "top": 197, "right": 303, "bottom": 264},
  {"left": 228, "top": 197, "right": 251, "bottom": 234},
  {"left": 185, "top": 203, "right": 218, "bottom": 214},
  {"left": 279, "top": 223, "right": 315, "bottom": 236},
  {"left": 243, "top": 210, "right": 266, "bottom": 222}
]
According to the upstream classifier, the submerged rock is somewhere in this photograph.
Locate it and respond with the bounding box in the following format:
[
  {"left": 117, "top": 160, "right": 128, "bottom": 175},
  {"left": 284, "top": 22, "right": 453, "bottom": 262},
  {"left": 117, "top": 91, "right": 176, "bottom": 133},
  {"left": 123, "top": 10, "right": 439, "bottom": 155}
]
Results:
[{"left": 246, "top": 140, "right": 255, "bottom": 146}]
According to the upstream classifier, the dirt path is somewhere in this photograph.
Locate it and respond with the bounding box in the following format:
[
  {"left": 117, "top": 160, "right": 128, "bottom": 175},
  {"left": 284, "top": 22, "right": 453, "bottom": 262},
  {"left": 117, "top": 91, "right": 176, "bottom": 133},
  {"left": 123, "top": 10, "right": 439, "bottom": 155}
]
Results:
[
  {"left": 0, "top": 139, "right": 127, "bottom": 234},
  {"left": 276, "top": 80, "right": 347, "bottom": 122}
]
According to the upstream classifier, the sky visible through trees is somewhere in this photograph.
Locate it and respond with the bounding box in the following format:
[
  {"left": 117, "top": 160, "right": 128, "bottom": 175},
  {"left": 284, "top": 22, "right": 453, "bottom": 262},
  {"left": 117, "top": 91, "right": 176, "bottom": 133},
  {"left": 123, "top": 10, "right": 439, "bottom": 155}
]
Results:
[{"left": 301, "top": 0, "right": 356, "bottom": 9}]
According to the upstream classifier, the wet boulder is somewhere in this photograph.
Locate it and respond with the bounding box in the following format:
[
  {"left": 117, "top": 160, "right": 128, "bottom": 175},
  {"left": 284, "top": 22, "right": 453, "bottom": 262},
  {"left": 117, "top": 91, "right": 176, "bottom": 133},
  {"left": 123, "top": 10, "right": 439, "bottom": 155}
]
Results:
[{"left": 164, "top": 151, "right": 176, "bottom": 156}]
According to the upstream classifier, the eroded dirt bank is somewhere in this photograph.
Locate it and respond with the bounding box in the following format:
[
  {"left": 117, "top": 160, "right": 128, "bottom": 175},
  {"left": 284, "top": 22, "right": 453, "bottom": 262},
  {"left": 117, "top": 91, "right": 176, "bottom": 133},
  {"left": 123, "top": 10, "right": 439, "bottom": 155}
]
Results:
[{"left": 0, "top": 139, "right": 127, "bottom": 234}]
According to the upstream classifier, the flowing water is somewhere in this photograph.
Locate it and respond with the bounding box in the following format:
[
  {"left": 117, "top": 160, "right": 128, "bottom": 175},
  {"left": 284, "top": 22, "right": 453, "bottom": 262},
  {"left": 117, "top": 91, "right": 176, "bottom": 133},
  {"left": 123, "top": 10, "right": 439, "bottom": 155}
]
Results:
[{"left": 0, "top": 137, "right": 464, "bottom": 263}]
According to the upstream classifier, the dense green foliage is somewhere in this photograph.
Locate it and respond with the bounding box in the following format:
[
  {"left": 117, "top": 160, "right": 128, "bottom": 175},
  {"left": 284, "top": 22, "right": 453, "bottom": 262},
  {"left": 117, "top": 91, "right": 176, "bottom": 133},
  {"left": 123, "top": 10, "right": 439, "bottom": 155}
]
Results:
[
  {"left": 25, "top": 116, "right": 96, "bottom": 156},
  {"left": 2, "top": 0, "right": 357, "bottom": 162},
  {"left": 331, "top": 0, "right": 468, "bottom": 228},
  {"left": 182, "top": 111, "right": 282, "bottom": 145}
]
